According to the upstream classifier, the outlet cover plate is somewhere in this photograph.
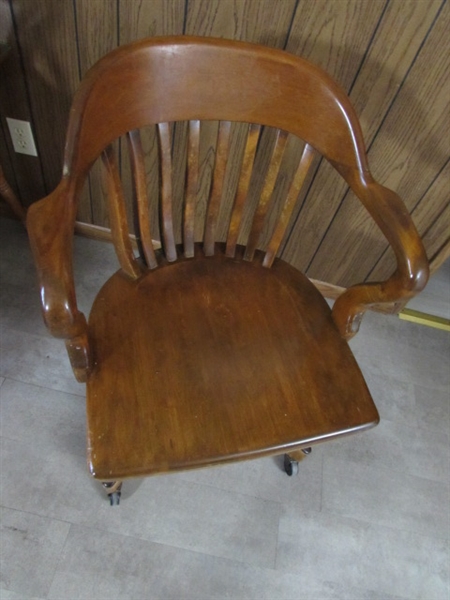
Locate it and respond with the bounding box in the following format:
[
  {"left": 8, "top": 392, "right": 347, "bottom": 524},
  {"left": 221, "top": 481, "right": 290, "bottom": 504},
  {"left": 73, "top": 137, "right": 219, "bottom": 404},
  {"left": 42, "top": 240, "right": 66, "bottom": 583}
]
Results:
[{"left": 6, "top": 117, "right": 38, "bottom": 156}]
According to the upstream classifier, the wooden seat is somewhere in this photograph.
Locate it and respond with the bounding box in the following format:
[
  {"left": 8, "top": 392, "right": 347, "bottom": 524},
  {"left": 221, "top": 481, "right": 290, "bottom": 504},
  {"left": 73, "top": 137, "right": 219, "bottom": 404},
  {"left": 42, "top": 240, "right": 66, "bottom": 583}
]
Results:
[
  {"left": 26, "top": 37, "right": 428, "bottom": 500},
  {"left": 87, "top": 246, "right": 378, "bottom": 480}
]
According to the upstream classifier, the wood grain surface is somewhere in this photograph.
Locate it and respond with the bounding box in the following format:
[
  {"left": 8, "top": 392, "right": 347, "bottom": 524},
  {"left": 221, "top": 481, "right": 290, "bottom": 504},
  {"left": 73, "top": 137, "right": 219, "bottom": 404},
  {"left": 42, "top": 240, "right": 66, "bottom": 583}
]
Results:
[
  {"left": 369, "top": 160, "right": 450, "bottom": 281},
  {"left": 86, "top": 250, "right": 379, "bottom": 480},
  {"left": 281, "top": 0, "right": 443, "bottom": 276},
  {"left": 3, "top": 0, "right": 448, "bottom": 290},
  {"left": 305, "top": 2, "right": 449, "bottom": 287},
  {"left": 75, "top": 0, "right": 118, "bottom": 226},
  {"left": 0, "top": 5, "right": 46, "bottom": 205}
]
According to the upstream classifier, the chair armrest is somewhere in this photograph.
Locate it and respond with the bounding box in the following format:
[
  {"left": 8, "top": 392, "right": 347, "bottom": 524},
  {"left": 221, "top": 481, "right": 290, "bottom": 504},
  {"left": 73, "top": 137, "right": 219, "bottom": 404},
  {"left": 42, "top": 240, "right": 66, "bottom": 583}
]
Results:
[
  {"left": 330, "top": 168, "right": 429, "bottom": 339},
  {"left": 27, "top": 179, "right": 91, "bottom": 381}
]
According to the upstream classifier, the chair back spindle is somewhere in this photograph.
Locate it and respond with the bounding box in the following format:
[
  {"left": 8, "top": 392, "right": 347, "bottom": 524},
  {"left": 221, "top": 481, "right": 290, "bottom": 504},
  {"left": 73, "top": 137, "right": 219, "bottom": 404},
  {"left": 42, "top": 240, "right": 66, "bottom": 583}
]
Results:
[
  {"left": 127, "top": 129, "right": 158, "bottom": 270},
  {"left": 105, "top": 121, "right": 317, "bottom": 273},
  {"left": 157, "top": 122, "right": 177, "bottom": 263},
  {"left": 203, "top": 121, "right": 232, "bottom": 256},
  {"left": 101, "top": 145, "right": 142, "bottom": 279},
  {"left": 263, "top": 143, "right": 316, "bottom": 268},
  {"left": 225, "top": 123, "right": 261, "bottom": 258},
  {"left": 184, "top": 120, "right": 200, "bottom": 258},
  {"left": 244, "top": 129, "right": 289, "bottom": 262}
]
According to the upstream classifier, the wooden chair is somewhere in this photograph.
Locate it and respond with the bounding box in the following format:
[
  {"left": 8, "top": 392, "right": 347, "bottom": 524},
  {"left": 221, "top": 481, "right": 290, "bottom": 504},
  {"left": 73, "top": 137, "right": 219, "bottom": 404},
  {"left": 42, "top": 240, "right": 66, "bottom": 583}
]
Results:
[{"left": 26, "top": 37, "right": 428, "bottom": 505}]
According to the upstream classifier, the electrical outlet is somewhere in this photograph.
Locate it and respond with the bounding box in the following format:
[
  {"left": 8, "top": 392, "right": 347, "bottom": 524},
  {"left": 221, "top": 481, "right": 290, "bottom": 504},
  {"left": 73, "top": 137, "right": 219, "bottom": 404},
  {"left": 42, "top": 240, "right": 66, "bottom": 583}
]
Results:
[{"left": 6, "top": 117, "right": 38, "bottom": 156}]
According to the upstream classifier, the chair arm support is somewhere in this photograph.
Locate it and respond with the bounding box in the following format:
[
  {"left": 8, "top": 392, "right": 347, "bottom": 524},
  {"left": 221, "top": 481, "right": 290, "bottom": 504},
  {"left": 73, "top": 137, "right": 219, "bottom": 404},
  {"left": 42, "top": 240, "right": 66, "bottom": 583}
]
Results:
[
  {"left": 330, "top": 168, "right": 429, "bottom": 339},
  {"left": 27, "top": 179, "right": 91, "bottom": 381}
]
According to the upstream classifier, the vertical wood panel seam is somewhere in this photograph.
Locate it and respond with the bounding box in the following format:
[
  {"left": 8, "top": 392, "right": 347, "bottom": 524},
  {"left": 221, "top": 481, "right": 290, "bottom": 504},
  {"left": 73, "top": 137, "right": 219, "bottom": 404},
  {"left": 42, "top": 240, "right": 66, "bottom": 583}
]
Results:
[
  {"left": 72, "top": 0, "right": 83, "bottom": 80},
  {"left": 282, "top": 0, "right": 301, "bottom": 51},
  {"left": 416, "top": 201, "right": 450, "bottom": 251},
  {"left": 0, "top": 120, "right": 20, "bottom": 192},
  {"left": 303, "top": 0, "right": 446, "bottom": 278},
  {"left": 72, "top": 0, "right": 94, "bottom": 223},
  {"left": 365, "top": 0, "right": 446, "bottom": 156},
  {"left": 409, "top": 155, "right": 450, "bottom": 219},
  {"left": 7, "top": 0, "right": 48, "bottom": 194},
  {"left": 300, "top": 0, "right": 392, "bottom": 275},
  {"left": 365, "top": 156, "right": 450, "bottom": 281},
  {"left": 361, "top": 0, "right": 448, "bottom": 281},
  {"left": 116, "top": 0, "right": 120, "bottom": 43},
  {"left": 280, "top": 0, "right": 390, "bottom": 263},
  {"left": 116, "top": 0, "right": 122, "bottom": 178},
  {"left": 429, "top": 237, "right": 450, "bottom": 266},
  {"left": 182, "top": 0, "right": 190, "bottom": 35},
  {"left": 279, "top": 157, "right": 322, "bottom": 257},
  {"left": 303, "top": 178, "right": 350, "bottom": 275},
  {"left": 346, "top": 0, "right": 390, "bottom": 95}
]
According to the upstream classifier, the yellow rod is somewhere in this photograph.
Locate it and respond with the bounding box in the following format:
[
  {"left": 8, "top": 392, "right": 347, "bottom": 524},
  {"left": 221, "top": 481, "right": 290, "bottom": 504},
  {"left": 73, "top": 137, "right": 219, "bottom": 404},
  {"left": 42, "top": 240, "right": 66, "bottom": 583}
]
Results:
[{"left": 399, "top": 308, "right": 450, "bottom": 332}]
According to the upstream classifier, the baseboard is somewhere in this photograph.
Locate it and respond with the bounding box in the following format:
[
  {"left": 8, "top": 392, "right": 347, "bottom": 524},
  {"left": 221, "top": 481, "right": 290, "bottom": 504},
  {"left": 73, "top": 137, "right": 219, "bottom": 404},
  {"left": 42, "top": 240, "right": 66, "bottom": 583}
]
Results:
[
  {"left": 74, "top": 221, "right": 141, "bottom": 251},
  {"left": 74, "top": 221, "right": 162, "bottom": 251}
]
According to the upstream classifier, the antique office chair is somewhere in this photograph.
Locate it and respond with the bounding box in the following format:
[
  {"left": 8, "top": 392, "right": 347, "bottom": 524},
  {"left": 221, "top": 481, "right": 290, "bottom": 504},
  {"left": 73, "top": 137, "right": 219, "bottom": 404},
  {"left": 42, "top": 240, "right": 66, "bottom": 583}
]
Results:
[{"left": 27, "top": 37, "right": 428, "bottom": 504}]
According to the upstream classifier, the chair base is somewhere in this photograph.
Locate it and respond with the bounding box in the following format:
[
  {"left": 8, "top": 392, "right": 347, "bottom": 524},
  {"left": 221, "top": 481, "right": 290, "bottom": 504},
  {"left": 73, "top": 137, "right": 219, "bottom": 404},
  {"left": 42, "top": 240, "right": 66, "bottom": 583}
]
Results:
[
  {"left": 102, "top": 481, "right": 122, "bottom": 506},
  {"left": 283, "top": 448, "right": 312, "bottom": 476}
]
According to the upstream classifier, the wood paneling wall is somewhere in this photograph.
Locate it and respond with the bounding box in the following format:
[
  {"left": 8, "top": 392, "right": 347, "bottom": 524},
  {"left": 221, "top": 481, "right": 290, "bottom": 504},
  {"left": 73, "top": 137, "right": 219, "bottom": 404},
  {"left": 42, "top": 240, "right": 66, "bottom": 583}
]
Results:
[{"left": 1, "top": 0, "right": 449, "bottom": 287}]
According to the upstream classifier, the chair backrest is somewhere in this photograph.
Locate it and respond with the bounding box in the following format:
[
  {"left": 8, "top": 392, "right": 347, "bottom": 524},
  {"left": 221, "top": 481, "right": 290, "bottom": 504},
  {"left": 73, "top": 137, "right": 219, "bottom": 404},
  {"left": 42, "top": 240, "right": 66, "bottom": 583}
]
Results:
[
  {"left": 26, "top": 36, "right": 428, "bottom": 356},
  {"left": 62, "top": 36, "right": 369, "bottom": 276}
]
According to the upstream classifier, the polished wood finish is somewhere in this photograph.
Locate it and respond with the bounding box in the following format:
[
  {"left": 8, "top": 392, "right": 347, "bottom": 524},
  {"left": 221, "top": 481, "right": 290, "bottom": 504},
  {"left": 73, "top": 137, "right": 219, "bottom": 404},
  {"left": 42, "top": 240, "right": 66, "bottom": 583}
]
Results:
[
  {"left": 184, "top": 120, "right": 201, "bottom": 259},
  {"left": 127, "top": 130, "right": 158, "bottom": 270},
  {"left": 26, "top": 37, "right": 429, "bottom": 484},
  {"left": 101, "top": 145, "right": 142, "bottom": 280},
  {"left": 263, "top": 144, "right": 315, "bottom": 268},
  {"left": 87, "top": 247, "right": 378, "bottom": 480},
  {"left": 4, "top": 2, "right": 448, "bottom": 287},
  {"left": 158, "top": 122, "right": 177, "bottom": 263},
  {"left": 244, "top": 129, "right": 288, "bottom": 262},
  {"left": 204, "top": 121, "right": 232, "bottom": 256},
  {"left": 226, "top": 123, "right": 261, "bottom": 258}
]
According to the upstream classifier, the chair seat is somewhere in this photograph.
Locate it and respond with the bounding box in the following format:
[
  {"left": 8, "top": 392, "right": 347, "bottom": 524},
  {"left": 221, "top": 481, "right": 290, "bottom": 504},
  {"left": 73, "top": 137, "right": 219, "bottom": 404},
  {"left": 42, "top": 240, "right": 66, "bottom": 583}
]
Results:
[{"left": 86, "top": 248, "right": 379, "bottom": 480}]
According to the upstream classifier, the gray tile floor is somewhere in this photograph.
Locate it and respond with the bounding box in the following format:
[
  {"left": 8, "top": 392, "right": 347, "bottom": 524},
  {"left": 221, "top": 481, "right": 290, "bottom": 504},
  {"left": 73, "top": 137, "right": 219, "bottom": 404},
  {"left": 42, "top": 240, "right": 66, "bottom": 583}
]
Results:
[{"left": 1, "top": 218, "right": 449, "bottom": 600}]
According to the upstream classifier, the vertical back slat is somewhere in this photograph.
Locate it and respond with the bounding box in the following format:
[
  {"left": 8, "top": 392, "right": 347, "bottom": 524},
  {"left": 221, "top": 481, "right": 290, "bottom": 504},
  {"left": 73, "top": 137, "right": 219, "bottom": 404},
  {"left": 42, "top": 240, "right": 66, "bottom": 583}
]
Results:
[
  {"left": 101, "top": 144, "right": 142, "bottom": 279},
  {"left": 157, "top": 122, "right": 177, "bottom": 262},
  {"left": 203, "top": 120, "right": 232, "bottom": 256},
  {"left": 244, "top": 129, "right": 289, "bottom": 261},
  {"left": 263, "top": 143, "right": 316, "bottom": 268},
  {"left": 184, "top": 120, "right": 200, "bottom": 258},
  {"left": 127, "top": 130, "right": 158, "bottom": 269},
  {"left": 225, "top": 123, "right": 261, "bottom": 258}
]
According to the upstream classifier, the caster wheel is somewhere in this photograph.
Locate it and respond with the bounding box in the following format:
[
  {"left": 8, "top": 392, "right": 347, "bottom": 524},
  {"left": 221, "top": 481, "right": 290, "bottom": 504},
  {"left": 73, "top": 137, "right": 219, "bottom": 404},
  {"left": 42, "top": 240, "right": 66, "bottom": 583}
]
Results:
[
  {"left": 103, "top": 481, "right": 122, "bottom": 506},
  {"left": 109, "top": 491, "right": 121, "bottom": 506},
  {"left": 302, "top": 447, "right": 312, "bottom": 455},
  {"left": 284, "top": 454, "right": 299, "bottom": 476}
]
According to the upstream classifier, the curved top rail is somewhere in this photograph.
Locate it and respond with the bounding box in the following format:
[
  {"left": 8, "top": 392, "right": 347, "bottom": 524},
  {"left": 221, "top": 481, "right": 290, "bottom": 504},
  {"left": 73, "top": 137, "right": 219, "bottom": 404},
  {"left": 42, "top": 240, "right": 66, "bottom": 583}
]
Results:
[{"left": 64, "top": 36, "right": 368, "bottom": 181}]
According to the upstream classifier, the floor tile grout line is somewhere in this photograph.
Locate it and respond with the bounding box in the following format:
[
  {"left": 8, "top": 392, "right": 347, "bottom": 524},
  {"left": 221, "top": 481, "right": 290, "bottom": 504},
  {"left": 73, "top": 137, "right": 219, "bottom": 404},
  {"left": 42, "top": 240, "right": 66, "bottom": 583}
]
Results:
[
  {"left": 1, "top": 483, "right": 283, "bottom": 572},
  {"left": 322, "top": 446, "right": 450, "bottom": 488},
  {"left": 319, "top": 451, "right": 324, "bottom": 514},
  {"left": 0, "top": 375, "right": 85, "bottom": 399},
  {"left": 48, "top": 519, "right": 285, "bottom": 576},
  {"left": 43, "top": 521, "right": 73, "bottom": 600},
  {"left": 175, "top": 470, "right": 294, "bottom": 507},
  {"left": 171, "top": 472, "right": 290, "bottom": 532}
]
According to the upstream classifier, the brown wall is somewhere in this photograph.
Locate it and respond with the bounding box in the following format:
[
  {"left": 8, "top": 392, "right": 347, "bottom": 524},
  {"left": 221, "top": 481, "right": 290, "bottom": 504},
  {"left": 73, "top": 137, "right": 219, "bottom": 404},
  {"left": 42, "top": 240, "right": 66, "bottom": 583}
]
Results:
[{"left": 1, "top": 0, "right": 449, "bottom": 286}]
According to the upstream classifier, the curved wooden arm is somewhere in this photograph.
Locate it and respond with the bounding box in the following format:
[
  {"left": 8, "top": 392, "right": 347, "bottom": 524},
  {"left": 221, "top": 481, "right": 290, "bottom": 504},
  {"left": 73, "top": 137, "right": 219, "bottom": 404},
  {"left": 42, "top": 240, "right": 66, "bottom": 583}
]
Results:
[
  {"left": 26, "top": 179, "right": 91, "bottom": 381},
  {"left": 331, "top": 166, "right": 429, "bottom": 339}
]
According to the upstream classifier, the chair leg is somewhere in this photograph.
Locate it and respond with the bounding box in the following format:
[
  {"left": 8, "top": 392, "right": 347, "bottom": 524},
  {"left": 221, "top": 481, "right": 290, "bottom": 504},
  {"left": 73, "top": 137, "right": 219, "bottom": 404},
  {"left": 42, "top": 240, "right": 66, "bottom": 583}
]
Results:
[
  {"left": 283, "top": 448, "right": 312, "bottom": 476},
  {"left": 102, "top": 481, "right": 123, "bottom": 505}
]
